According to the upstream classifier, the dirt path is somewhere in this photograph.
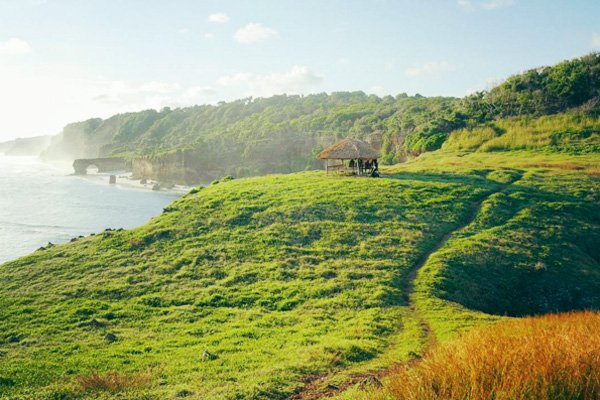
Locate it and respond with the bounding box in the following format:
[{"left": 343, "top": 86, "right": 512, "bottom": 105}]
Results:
[
  {"left": 290, "top": 180, "right": 513, "bottom": 400},
  {"left": 401, "top": 182, "right": 510, "bottom": 352}
]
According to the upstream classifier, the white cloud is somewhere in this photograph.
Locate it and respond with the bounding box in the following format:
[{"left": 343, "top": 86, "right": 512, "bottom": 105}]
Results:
[
  {"left": 92, "top": 80, "right": 181, "bottom": 105},
  {"left": 139, "top": 81, "right": 180, "bottom": 93},
  {"left": 204, "top": 33, "right": 215, "bottom": 40},
  {"left": 457, "top": 0, "right": 473, "bottom": 10},
  {"left": 465, "top": 76, "right": 505, "bottom": 95},
  {"left": 458, "top": 0, "right": 514, "bottom": 10},
  {"left": 0, "top": 62, "right": 220, "bottom": 139},
  {"left": 177, "top": 28, "right": 190, "bottom": 34},
  {"left": 592, "top": 33, "right": 600, "bottom": 49},
  {"left": 92, "top": 80, "right": 217, "bottom": 109},
  {"left": 0, "top": 38, "right": 32, "bottom": 55},
  {"left": 184, "top": 86, "right": 217, "bottom": 98},
  {"left": 406, "top": 61, "right": 459, "bottom": 78},
  {"left": 234, "top": 23, "right": 277, "bottom": 44},
  {"left": 481, "top": 0, "right": 514, "bottom": 9},
  {"left": 370, "top": 86, "right": 389, "bottom": 96},
  {"left": 208, "top": 12, "right": 229, "bottom": 23},
  {"left": 217, "top": 66, "right": 323, "bottom": 96}
]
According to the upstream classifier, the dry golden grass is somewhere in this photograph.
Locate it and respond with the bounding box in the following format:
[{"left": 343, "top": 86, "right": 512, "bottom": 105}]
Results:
[
  {"left": 75, "top": 371, "right": 153, "bottom": 393},
  {"left": 529, "top": 162, "right": 586, "bottom": 170},
  {"left": 361, "top": 312, "right": 600, "bottom": 400}
]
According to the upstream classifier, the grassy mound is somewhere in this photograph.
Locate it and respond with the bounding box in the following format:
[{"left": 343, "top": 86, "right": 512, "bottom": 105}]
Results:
[{"left": 354, "top": 311, "right": 600, "bottom": 400}]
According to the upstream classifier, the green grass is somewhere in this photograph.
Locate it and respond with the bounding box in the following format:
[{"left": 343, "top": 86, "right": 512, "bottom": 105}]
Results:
[
  {"left": 0, "top": 172, "right": 494, "bottom": 399},
  {"left": 1, "top": 150, "right": 599, "bottom": 399},
  {"left": 442, "top": 113, "right": 600, "bottom": 154}
]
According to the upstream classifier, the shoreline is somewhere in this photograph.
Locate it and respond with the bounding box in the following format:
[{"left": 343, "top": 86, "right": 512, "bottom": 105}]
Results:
[
  {"left": 74, "top": 171, "right": 195, "bottom": 195},
  {"left": 0, "top": 154, "right": 195, "bottom": 195},
  {"left": 0, "top": 155, "right": 183, "bottom": 265}
]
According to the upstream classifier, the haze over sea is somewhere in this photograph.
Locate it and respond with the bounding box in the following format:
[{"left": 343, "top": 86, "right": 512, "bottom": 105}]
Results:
[{"left": 0, "top": 156, "right": 180, "bottom": 264}]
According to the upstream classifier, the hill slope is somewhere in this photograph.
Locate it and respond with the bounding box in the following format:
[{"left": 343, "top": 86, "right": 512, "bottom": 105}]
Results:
[{"left": 1, "top": 149, "right": 598, "bottom": 399}]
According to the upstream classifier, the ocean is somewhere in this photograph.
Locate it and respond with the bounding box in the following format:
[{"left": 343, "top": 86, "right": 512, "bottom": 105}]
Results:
[{"left": 0, "top": 156, "right": 182, "bottom": 264}]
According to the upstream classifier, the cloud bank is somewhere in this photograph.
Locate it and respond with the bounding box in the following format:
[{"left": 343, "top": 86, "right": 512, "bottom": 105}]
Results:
[
  {"left": 234, "top": 23, "right": 277, "bottom": 44},
  {"left": 0, "top": 38, "right": 32, "bottom": 55},
  {"left": 217, "top": 66, "right": 323, "bottom": 96},
  {"left": 458, "top": 0, "right": 514, "bottom": 11},
  {"left": 208, "top": 12, "right": 229, "bottom": 23}
]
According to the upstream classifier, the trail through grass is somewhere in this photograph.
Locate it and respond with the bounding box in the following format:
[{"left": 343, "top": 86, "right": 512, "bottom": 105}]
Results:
[
  {"left": 303, "top": 171, "right": 522, "bottom": 399},
  {"left": 350, "top": 312, "right": 600, "bottom": 400}
]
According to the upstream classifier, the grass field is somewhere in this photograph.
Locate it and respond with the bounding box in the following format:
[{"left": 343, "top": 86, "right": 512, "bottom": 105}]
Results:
[{"left": 0, "top": 150, "right": 599, "bottom": 399}]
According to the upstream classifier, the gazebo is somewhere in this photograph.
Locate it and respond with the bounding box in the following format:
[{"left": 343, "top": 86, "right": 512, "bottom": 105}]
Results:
[{"left": 316, "top": 138, "right": 380, "bottom": 176}]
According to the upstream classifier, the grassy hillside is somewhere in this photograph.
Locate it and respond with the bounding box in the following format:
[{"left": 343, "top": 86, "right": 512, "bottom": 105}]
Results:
[
  {"left": 443, "top": 112, "right": 600, "bottom": 153},
  {"left": 1, "top": 148, "right": 599, "bottom": 399},
  {"left": 0, "top": 171, "right": 493, "bottom": 399}
]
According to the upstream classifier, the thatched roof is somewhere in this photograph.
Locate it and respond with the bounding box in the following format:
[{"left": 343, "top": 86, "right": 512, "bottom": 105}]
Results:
[{"left": 316, "top": 138, "right": 379, "bottom": 160}]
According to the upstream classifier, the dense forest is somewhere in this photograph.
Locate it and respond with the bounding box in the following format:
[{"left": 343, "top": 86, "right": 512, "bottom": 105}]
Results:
[{"left": 41, "top": 53, "right": 600, "bottom": 178}]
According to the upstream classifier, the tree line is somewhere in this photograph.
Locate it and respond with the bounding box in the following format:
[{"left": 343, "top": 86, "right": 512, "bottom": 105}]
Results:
[{"left": 42, "top": 53, "right": 599, "bottom": 177}]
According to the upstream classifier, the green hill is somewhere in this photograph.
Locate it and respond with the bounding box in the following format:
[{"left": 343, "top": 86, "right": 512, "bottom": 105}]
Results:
[
  {"left": 2, "top": 53, "right": 600, "bottom": 399},
  {"left": 41, "top": 54, "right": 600, "bottom": 180},
  {"left": 1, "top": 148, "right": 598, "bottom": 399}
]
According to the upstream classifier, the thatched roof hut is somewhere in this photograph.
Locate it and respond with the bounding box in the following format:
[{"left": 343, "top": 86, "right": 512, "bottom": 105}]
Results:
[
  {"left": 317, "top": 138, "right": 379, "bottom": 175},
  {"left": 316, "top": 138, "right": 379, "bottom": 160}
]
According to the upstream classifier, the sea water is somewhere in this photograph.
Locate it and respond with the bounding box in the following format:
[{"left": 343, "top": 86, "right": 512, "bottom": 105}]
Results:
[{"left": 0, "top": 156, "right": 181, "bottom": 264}]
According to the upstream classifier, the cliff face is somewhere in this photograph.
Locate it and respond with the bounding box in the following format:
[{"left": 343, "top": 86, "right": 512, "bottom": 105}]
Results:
[
  {"left": 132, "top": 150, "right": 217, "bottom": 185},
  {"left": 72, "top": 157, "right": 129, "bottom": 175},
  {"left": 40, "top": 118, "right": 105, "bottom": 160}
]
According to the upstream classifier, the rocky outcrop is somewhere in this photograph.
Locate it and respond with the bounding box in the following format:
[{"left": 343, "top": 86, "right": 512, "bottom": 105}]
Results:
[
  {"left": 73, "top": 157, "right": 129, "bottom": 175},
  {"left": 132, "top": 150, "right": 218, "bottom": 185}
]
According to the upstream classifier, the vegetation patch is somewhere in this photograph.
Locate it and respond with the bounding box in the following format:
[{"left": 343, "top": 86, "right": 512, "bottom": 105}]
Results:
[
  {"left": 75, "top": 371, "right": 154, "bottom": 394},
  {"left": 350, "top": 312, "right": 600, "bottom": 400}
]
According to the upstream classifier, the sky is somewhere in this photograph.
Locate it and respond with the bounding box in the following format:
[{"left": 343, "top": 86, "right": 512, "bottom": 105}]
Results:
[{"left": 0, "top": 0, "right": 599, "bottom": 140}]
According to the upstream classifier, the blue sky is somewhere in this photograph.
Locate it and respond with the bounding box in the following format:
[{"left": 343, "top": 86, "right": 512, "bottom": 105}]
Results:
[{"left": 0, "top": 0, "right": 599, "bottom": 139}]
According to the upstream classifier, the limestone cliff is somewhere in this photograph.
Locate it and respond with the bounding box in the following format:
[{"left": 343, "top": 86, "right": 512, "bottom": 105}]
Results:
[{"left": 132, "top": 150, "right": 218, "bottom": 185}]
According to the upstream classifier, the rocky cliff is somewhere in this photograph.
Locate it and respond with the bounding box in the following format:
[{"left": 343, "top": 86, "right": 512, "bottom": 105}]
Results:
[{"left": 132, "top": 150, "right": 219, "bottom": 185}]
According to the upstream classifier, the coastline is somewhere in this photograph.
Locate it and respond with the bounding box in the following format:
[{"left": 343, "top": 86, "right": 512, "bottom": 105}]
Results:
[
  {"left": 0, "top": 155, "right": 184, "bottom": 264},
  {"left": 73, "top": 171, "right": 195, "bottom": 194}
]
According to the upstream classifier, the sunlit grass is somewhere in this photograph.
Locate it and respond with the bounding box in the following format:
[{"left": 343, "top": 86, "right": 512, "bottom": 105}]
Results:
[
  {"left": 442, "top": 113, "right": 600, "bottom": 154},
  {"left": 1, "top": 149, "right": 599, "bottom": 399},
  {"left": 0, "top": 172, "right": 490, "bottom": 399},
  {"left": 351, "top": 312, "right": 600, "bottom": 400}
]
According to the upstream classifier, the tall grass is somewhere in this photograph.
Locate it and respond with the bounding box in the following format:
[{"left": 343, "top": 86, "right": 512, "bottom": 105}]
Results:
[
  {"left": 441, "top": 126, "right": 499, "bottom": 151},
  {"left": 443, "top": 113, "right": 600, "bottom": 153},
  {"left": 359, "top": 312, "right": 600, "bottom": 400}
]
